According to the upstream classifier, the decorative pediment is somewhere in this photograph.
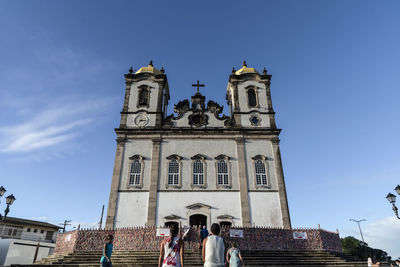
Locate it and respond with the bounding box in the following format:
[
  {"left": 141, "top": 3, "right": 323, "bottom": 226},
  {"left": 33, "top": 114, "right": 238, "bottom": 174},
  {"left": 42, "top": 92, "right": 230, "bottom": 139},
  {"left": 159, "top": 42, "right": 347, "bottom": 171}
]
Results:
[
  {"left": 215, "top": 154, "right": 231, "bottom": 160},
  {"left": 186, "top": 203, "right": 211, "bottom": 210},
  {"left": 129, "top": 154, "right": 145, "bottom": 160},
  {"left": 164, "top": 214, "right": 181, "bottom": 220},
  {"left": 191, "top": 154, "right": 207, "bottom": 160},
  {"left": 166, "top": 154, "right": 183, "bottom": 160},
  {"left": 252, "top": 155, "right": 267, "bottom": 161}
]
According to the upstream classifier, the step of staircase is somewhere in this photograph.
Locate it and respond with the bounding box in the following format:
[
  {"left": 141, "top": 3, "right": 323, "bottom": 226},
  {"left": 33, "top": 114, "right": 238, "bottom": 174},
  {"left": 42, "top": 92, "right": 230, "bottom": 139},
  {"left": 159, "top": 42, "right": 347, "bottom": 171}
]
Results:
[{"left": 14, "top": 250, "right": 367, "bottom": 267}]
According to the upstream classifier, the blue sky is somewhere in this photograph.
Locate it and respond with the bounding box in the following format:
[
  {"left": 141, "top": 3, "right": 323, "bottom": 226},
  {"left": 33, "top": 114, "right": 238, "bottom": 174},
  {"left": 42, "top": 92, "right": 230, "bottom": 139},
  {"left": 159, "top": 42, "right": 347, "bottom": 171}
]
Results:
[{"left": 1, "top": 0, "right": 399, "bottom": 258}]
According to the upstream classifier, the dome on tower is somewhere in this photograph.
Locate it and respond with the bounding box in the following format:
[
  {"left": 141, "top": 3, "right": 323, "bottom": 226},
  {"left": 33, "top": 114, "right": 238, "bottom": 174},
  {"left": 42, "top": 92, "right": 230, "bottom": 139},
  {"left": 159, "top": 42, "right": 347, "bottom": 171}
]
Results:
[
  {"left": 234, "top": 61, "right": 259, "bottom": 75},
  {"left": 135, "top": 61, "right": 163, "bottom": 75}
]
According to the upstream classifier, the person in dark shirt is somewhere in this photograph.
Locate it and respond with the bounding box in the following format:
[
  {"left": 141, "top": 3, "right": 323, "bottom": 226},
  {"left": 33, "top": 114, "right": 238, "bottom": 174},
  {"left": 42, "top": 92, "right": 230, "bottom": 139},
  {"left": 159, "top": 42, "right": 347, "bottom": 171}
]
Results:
[{"left": 199, "top": 226, "right": 209, "bottom": 249}]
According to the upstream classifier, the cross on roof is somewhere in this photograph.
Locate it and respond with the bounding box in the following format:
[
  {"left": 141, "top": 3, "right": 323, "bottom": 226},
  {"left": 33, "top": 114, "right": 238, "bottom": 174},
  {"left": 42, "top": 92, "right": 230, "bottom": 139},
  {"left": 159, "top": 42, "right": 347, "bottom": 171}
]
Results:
[{"left": 192, "top": 80, "right": 205, "bottom": 93}]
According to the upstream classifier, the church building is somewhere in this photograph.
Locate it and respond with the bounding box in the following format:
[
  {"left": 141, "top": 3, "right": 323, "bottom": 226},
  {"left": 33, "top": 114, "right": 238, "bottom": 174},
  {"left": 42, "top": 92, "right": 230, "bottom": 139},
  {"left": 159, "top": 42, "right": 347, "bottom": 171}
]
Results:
[{"left": 105, "top": 61, "right": 291, "bottom": 229}]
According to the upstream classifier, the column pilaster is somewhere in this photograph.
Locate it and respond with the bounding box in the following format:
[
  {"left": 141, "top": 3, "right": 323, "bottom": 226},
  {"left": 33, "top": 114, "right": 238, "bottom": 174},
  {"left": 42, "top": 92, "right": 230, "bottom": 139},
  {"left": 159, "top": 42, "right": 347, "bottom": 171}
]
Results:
[
  {"left": 105, "top": 138, "right": 126, "bottom": 229},
  {"left": 146, "top": 137, "right": 161, "bottom": 226},
  {"left": 235, "top": 137, "right": 251, "bottom": 227},
  {"left": 119, "top": 81, "right": 132, "bottom": 128},
  {"left": 271, "top": 138, "right": 292, "bottom": 229}
]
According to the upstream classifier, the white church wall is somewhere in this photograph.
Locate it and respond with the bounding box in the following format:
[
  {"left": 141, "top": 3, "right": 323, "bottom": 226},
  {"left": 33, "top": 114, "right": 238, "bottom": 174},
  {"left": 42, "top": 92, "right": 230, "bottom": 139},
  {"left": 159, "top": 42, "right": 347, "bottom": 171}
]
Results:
[
  {"left": 158, "top": 139, "right": 240, "bottom": 190},
  {"left": 156, "top": 192, "right": 242, "bottom": 227},
  {"left": 248, "top": 192, "right": 283, "bottom": 227},
  {"left": 128, "top": 80, "right": 160, "bottom": 113},
  {"left": 243, "top": 139, "right": 277, "bottom": 191},
  {"left": 120, "top": 140, "right": 153, "bottom": 190},
  {"left": 115, "top": 192, "right": 149, "bottom": 228}
]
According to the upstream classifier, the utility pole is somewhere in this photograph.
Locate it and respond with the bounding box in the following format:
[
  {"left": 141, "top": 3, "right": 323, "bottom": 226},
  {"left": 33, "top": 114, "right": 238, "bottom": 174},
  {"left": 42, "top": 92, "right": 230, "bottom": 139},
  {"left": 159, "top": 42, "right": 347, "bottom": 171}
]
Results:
[
  {"left": 349, "top": 219, "right": 366, "bottom": 244},
  {"left": 59, "top": 220, "right": 71, "bottom": 233},
  {"left": 99, "top": 205, "right": 104, "bottom": 230}
]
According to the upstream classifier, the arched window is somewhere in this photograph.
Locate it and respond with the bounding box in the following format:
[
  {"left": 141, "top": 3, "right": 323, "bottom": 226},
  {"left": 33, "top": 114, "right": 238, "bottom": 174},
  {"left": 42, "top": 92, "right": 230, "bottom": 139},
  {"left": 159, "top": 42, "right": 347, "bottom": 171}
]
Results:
[
  {"left": 193, "top": 159, "right": 204, "bottom": 185},
  {"left": 168, "top": 159, "right": 180, "bottom": 185},
  {"left": 217, "top": 160, "right": 229, "bottom": 185},
  {"left": 138, "top": 87, "right": 149, "bottom": 106},
  {"left": 129, "top": 159, "right": 142, "bottom": 185},
  {"left": 127, "top": 155, "right": 144, "bottom": 188},
  {"left": 255, "top": 159, "right": 268, "bottom": 185},
  {"left": 248, "top": 88, "right": 257, "bottom": 107}
]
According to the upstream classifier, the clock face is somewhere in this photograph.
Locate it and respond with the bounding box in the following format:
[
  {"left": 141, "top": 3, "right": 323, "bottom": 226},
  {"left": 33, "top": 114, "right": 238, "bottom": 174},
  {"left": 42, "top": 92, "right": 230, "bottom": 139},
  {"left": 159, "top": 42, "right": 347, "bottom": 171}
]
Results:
[{"left": 134, "top": 113, "right": 149, "bottom": 127}]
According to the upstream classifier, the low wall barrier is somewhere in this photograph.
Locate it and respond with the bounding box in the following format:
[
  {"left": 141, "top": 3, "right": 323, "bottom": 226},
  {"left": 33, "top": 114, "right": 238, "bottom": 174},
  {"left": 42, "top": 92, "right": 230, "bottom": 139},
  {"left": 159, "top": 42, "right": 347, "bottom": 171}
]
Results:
[{"left": 54, "top": 226, "right": 341, "bottom": 254}]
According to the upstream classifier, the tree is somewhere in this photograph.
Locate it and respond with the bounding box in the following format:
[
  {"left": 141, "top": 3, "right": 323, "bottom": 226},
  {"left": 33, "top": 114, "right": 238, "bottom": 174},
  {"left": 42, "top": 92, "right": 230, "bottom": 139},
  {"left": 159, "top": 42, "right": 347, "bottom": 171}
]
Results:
[{"left": 341, "top": 236, "right": 391, "bottom": 263}]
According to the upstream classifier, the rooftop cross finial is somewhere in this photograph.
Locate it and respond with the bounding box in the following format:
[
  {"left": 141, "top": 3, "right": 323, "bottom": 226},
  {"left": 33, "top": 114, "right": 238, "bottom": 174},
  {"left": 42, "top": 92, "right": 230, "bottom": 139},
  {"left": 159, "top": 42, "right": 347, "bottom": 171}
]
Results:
[{"left": 192, "top": 80, "right": 205, "bottom": 93}]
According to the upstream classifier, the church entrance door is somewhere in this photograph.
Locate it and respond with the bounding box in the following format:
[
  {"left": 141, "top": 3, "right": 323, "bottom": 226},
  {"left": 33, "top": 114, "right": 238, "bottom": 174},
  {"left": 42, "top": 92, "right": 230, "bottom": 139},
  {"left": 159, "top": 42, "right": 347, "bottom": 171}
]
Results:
[
  {"left": 189, "top": 214, "right": 207, "bottom": 228},
  {"left": 165, "top": 221, "right": 179, "bottom": 228},
  {"left": 220, "top": 221, "right": 232, "bottom": 228}
]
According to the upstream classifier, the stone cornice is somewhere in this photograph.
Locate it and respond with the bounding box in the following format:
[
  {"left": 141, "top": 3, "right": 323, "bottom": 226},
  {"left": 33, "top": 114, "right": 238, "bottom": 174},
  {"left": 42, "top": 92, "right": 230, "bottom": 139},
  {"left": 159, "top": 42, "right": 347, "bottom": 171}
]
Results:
[{"left": 115, "top": 128, "right": 281, "bottom": 136}]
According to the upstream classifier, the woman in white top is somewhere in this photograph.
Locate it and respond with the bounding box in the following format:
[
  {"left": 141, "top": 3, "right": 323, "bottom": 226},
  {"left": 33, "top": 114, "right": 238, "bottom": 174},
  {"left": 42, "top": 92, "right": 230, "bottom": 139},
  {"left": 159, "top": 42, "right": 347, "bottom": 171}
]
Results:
[
  {"left": 158, "top": 224, "right": 184, "bottom": 267},
  {"left": 202, "top": 223, "right": 225, "bottom": 267}
]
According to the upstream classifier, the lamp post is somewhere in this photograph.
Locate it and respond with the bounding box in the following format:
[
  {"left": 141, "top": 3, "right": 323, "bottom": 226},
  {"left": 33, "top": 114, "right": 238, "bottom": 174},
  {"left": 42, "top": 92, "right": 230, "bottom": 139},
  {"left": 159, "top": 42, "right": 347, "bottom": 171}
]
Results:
[
  {"left": 349, "top": 219, "right": 366, "bottom": 244},
  {"left": 0, "top": 186, "right": 16, "bottom": 220},
  {"left": 386, "top": 185, "right": 400, "bottom": 219}
]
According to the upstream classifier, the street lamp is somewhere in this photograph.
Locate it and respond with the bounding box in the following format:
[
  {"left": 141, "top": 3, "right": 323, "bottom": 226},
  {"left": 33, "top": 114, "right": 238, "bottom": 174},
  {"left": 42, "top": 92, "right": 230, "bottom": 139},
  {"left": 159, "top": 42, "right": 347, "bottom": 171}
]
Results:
[
  {"left": 386, "top": 185, "right": 400, "bottom": 219},
  {"left": 349, "top": 219, "right": 366, "bottom": 244},
  {"left": 0, "top": 186, "right": 16, "bottom": 220}
]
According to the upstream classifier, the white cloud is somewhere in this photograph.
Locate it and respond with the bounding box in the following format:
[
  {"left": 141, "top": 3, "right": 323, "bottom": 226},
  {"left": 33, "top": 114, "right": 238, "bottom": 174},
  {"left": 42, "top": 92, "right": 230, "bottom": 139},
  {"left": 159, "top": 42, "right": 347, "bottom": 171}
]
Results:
[
  {"left": 342, "top": 216, "right": 400, "bottom": 259},
  {"left": 0, "top": 97, "right": 114, "bottom": 155},
  {"left": 363, "top": 216, "right": 400, "bottom": 259}
]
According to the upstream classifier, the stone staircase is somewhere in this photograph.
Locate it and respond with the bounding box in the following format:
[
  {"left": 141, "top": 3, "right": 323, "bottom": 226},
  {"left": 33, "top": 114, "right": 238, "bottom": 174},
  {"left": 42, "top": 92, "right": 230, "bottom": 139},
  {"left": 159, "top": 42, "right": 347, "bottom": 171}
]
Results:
[{"left": 23, "top": 250, "right": 367, "bottom": 267}]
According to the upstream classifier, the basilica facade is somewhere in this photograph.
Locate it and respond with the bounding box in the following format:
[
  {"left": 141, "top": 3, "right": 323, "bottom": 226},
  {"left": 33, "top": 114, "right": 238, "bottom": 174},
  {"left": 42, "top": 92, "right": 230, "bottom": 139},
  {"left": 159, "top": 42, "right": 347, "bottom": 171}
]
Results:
[{"left": 105, "top": 61, "right": 291, "bottom": 229}]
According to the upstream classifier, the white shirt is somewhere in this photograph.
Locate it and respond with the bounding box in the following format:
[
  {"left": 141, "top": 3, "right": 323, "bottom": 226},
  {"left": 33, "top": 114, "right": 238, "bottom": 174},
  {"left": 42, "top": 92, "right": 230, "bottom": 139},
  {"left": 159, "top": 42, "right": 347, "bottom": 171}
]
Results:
[{"left": 204, "top": 235, "right": 225, "bottom": 267}]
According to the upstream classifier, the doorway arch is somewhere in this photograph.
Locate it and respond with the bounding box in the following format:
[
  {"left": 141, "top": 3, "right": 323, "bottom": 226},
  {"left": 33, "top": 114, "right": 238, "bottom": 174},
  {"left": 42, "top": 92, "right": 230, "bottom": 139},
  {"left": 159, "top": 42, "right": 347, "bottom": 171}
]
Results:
[{"left": 189, "top": 214, "right": 207, "bottom": 228}]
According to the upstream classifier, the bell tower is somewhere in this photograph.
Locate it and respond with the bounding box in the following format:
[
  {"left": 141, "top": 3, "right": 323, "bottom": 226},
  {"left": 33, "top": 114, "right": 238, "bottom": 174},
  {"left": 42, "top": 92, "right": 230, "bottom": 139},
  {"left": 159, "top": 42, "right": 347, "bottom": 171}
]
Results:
[
  {"left": 226, "top": 61, "right": 276, "bottom": 129},
  {"left": 119, "top": 61, "right": 169, "bottom": 129}
]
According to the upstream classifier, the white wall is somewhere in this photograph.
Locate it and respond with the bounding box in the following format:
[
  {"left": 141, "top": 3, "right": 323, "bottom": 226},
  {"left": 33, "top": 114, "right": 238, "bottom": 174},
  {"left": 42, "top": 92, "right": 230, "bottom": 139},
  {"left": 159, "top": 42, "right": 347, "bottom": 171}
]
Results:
[
  {"left": 20, "top": 227, "right": 57, "bottom": 243},
  {"left": 115, "top": 192, "right": 149, "bottom": 228},
  {"left": 120, "top": 140, "right": 153, "bottom": 191},
  {"left": 0, "top": 239, "right": 55, "bottom": 266},
  {"left": 159, "top": 139, "right": 239, "bottom": 190},
  {"left": 243, "top": 139, "right": 277, "bottom": 191},
  {"left": 0, "top": 239, "right": 11, "bottom": 266},
  {"left": 156, "top": 191, "right": 242, "bottom": 227},
  {"left": 248, "top": 192, "right": 283, "bottom": 227}
]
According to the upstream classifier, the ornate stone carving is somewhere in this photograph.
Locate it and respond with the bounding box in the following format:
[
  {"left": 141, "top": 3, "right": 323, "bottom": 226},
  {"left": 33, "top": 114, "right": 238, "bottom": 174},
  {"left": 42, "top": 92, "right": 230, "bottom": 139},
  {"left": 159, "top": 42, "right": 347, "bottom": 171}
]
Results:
[
  {"left": 174, "top": 99, "right": 190, "bottom": 118},
  {"left": 207, "top": 100, "right": 223, "bottom": 115},
  {"left": 224, "top": 118, "right": 235, "bottom": 128},
  {"left": 188, "top": 111, "right": 208, "bottom": 127}
]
